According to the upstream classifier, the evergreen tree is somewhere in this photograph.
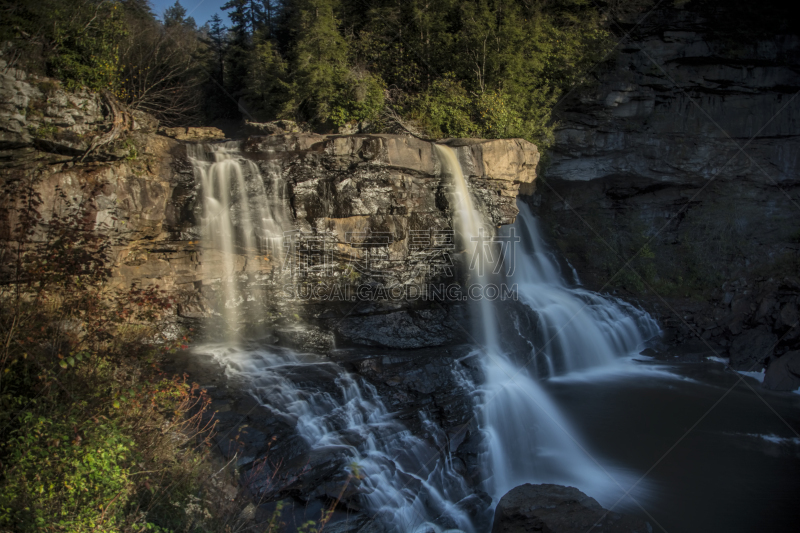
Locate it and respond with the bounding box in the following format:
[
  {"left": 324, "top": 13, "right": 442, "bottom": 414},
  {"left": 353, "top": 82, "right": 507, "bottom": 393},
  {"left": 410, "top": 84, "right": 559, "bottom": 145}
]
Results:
[
  {"left": 222, "top": 0, "right": 267, "bottom": 36},
  {"left": 206, "top": 13, "right": 228, "bottom": 81},
  {"left": 262, "top": 0, "right": 277, "bottom": 38},
  {"left": 286, "top": 0, "right": 349, "bottom": 124},
  {"left": 245, "top": 30, "right": 290, "bottom": 120},
  {"left": 164, "top": 1, "right": 196, "bottom": 29}
]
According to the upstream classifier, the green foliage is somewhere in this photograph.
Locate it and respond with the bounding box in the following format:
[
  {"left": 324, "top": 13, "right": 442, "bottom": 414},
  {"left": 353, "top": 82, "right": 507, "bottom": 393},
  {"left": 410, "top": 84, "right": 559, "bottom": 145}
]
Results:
[
  {"left": 48, "top": 1, "right": 128, "bottom": 92},
  {"left": 164, "top": 0, "right": 196, "bottom": 29},
  {"left": 287, "top": 0, "right": 351, "bottom": 124},
  {"left": 245, "top": 34, "right": 291, "bottom": 120},
  {"left": 409, "top": 75, "right": 476, "bottom": 138},
  {"left": 228, "top": 0, "right": 614, "bottom": 143},
  {"left": 0, "top": 0, "right": 207, "bottom": 126},
  {"left": 0, "top": 177, "right": 219, "bottom": 532},
  {"left": 329, "top": 70, "right": 385, "bottom": 128},
  {"left": 0, "top": 412, "right": 133, "bottom": 530}
]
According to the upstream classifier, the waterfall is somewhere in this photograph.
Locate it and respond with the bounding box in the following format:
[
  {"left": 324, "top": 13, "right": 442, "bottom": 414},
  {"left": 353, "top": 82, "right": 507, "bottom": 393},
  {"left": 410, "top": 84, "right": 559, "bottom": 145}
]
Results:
[
  {"left": 435, "top": 144, "right": 656, "bottom": 506},
  {"left": 191, "top": 142, "right": 478, "bottom": 532},
  {"left": 507, "top": 202, "right": 661, "bottom": 375},
  {"left": 187, "top": 142, "right": 289, "bottom": 333},
  {"left": 190, "top": 141, "right": 660, "bottom": 531}
]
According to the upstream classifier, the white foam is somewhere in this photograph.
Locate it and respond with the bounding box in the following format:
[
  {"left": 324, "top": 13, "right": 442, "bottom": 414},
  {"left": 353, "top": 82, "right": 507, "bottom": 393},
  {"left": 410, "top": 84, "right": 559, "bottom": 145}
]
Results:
[
  {"left": 737, "top": 368, "right": 766, "bottom": 383},
  {"left": 546, "top": 356, "right": 701, "bottom": 384},
  {"left": 737, "top": 433, "right": 800, "bottom": 446}
]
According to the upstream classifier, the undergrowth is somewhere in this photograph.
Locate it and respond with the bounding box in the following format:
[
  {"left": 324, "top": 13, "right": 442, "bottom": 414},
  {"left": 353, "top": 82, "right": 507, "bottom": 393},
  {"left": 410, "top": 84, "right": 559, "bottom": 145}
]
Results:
[{"left": 0, "top": 174, "right": 226, "bottom": 532}]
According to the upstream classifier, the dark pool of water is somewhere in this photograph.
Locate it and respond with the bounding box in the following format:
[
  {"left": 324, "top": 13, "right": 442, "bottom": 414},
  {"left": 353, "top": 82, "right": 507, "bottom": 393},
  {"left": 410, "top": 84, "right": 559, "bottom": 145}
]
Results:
[{"left": 545, "top": 360, "right": 800, "bottom": 533}]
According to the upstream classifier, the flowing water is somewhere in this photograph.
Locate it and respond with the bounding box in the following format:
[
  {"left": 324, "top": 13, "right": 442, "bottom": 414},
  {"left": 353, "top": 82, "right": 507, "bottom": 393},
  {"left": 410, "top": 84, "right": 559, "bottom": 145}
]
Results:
[
  {"left": 188, "top": 142, "right": 289, "bottom": 332},
  {"left": 197, "top": 343, "right": 477, "bottom": 532},
  {"left": 190, "top": 143, "right": 478, "bottom": 532},
  {"left": 186, "top": 143, "right": 763, "bottom": 532},
  {"left": 435, "top": 145, "right": 658, "bottom": 505},
  {"left": 506, "top": 202, "right": 660, "bottom": 376}
]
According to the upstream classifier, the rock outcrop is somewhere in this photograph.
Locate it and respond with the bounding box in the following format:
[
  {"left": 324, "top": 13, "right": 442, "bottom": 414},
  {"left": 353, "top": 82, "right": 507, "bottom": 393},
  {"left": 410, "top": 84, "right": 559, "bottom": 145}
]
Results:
[
  {"left": 534, "top": 3, "right": 800, "bottom": 372},
  {"left": 492, "top": 484, "right": 651, "bottom": 533},
  {"left": 0, "top": 60, "right": 540, "bottom": 351},
  {"left": 164, "top": 342, "right": 494, "bottom": 532}
]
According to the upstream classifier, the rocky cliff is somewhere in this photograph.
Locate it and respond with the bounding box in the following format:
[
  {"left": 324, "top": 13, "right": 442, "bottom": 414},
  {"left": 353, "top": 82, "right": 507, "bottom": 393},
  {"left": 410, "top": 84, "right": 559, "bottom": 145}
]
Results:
[
  {"left": 534, "top": 3, "right": 800, "bottom": 379},
  {"left": 0, "top": 60, "right": 539, "bottom": 351}
]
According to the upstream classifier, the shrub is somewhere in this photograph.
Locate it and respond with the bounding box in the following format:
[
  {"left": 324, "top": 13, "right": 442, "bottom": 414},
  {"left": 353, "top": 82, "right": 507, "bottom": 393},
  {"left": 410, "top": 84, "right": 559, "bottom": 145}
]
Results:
[{"left": 0, "top": 175, "right": 219, "bottom": 532}]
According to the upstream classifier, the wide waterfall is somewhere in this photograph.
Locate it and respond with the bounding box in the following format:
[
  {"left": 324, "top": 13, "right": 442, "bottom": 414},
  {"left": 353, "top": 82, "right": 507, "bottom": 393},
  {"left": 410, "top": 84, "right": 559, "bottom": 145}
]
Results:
[
  {"left": 190, "top": 142, "right": 660, "bottom": 532},
  {"left": 190, "top": 142, "right": 479, "bottom": 532},
  {"left": 435, "top": 144, "right": 658, "bottom": 505}
]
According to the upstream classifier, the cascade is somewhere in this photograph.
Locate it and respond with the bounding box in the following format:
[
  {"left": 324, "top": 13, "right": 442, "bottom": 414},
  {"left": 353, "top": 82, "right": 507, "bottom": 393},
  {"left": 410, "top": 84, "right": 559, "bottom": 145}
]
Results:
[
  {"left": 187, "top": 142, "right": 289, "bottom": 333},
  {"left": 435, "top": 145, "right": 656, "bottom": 504},
  {"left": 190, "top": 142, "right": 477, "bottom": 532},
  {"left": 190, "top": 142, "right": 660, "bottom": 531},
  {"left": 198, "top": 343, "right": 477, "bottom": 533},
  {"left": 507, "top": 202, "right": 660, "bottom": 376}
]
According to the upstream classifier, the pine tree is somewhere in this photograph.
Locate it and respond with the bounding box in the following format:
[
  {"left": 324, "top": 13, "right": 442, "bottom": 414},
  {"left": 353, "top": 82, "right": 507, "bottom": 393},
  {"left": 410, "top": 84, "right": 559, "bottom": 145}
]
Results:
[
  {"left": 288, "top": 0, "right": 349, "bottom": 124},
  {"left": 164, "top": 1, "right": 196, "bottom": 29},
  {"left": 222, "top": 0, "right": 269, "bottom": 36},
  {"left": 206, "top": 13, "right": 228, "bottom": 82}
]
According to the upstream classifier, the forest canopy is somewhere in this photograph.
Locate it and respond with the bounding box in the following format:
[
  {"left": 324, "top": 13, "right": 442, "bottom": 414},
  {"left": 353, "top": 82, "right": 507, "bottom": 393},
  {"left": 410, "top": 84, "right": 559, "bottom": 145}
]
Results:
[{"left": 0, "top": 0, "right": 646, "bottom": 144}]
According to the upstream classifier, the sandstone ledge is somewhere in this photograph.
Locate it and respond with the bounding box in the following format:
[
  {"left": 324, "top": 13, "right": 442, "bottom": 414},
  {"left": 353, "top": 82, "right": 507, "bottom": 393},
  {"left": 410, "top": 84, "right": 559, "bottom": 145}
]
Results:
[{"left": 245, "top": 133, "right": 539, "bottom": 186}]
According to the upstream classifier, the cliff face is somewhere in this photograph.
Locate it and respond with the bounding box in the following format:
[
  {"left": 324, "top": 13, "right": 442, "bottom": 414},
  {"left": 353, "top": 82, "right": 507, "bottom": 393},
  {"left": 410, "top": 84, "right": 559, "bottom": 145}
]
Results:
[
  {"left": 0, "top": 61, "right": 539, "bottom": 350},
  {"left": 169, "top": 133, "right": 538, "bottom": 349},
  {"left": 535, "top": 5, "right": 800, "bottom": 367}
]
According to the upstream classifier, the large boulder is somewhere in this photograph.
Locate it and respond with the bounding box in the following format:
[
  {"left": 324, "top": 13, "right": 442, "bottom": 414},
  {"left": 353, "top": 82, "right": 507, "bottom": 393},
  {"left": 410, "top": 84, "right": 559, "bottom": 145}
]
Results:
[
  {"left": 492, "top": 484, "right": 651, "bottom": 533},
  {"left": 729, "top": 328, "right": 778, "bottom": 371},
  {"left": 763, "top": 351, "right": 800, "bottom": 391}
]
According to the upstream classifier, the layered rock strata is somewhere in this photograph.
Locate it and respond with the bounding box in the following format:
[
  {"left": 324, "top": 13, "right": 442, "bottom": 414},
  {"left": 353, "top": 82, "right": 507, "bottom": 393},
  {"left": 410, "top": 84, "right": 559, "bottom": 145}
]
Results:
[{"left": 534, "top": 4, "right": 800, "bottom": 385}]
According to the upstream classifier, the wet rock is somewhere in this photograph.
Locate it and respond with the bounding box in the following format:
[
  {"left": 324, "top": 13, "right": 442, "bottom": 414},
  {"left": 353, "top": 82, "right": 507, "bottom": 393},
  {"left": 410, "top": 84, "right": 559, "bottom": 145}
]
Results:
[
  {"left": 334, "top": 309, "right": 463, "bottom": 349},
  {"left": 332, "top": 345, "right": 477, "bottom": 430},
  {"left": 492, "top": 484, "right": 651, "bottom": 533},
  {"left": 657, "top": 338, "right": 724, "bottom": 363},
  {"left": 275, "top": 324, "right": 335, "bottom": 352},
  {"left": 778, "top": 303, "right": 799, "bottom": 330},
  {"left": 729, "top": 328, "right": 778, "bottom": 371},
  {"left": 254, "top": 497, "right": 383, "bottom": 533},
  {"left": 244, "top": 445, "right": 352, "bottom": 501},
  {"left": 457, "top": 490, "right": 494, "bottom": 527},
  {"left": 456, "top": 428, "right": 487, "bottom": 486},
  {"left": 325, "top": 512, "right": 387, "bottom": 533},
  {"left": 214, "top": 426, "right": 269, "bottom": 467},
  {"left": 763, "top": 351, "right": 800, "bottom": 391}
]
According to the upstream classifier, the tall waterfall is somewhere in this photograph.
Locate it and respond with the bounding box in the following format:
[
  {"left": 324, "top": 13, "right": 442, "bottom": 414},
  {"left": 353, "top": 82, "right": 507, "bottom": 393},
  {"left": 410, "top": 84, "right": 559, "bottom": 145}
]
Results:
[
  {"left": 187, "top": 142, "right": 288, "bottom": 333},
  {"left": 435, "top": 144, "right": 657, "bottom": 505},
  {"left": 190, "top": 142, "right": 478, "bottom": 532}
]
